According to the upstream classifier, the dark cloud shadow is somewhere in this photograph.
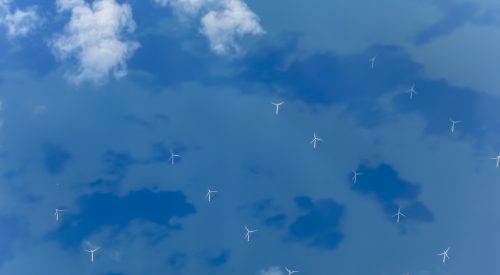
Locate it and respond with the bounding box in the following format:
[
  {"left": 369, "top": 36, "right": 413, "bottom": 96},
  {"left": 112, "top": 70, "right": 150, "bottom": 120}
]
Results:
[
  {"left": 209, "top": 249, "right": 230, "bottom": 267},
  {"left": 235, "top": 40, "right": 421, "bottom": 127},
  {"left": 264, "top": 214, "right": 287, "bottom": 228},
  {"left": 232, "top": 37, "right": 500, "bottom": 148},
  {"left": 48, "top": 189, "right": 196, "bottom": 249},
  {"left": 42, "top": 142, "right": 71, "bottom": 175},
  {"left": 250, "top": 199, "right": 288, "bottom": 229},
  {"left": 121, "top": 113, "right": 169, "bottom": 132},
  {"left": 350, "top": 163, "right": 434, "bottom": 228},
  {"left": 288, "top": 196, "right": 344, "bottom": 250},
  {"left": 91, "top": 143, "right": 186, "bottom": 189},
  {"left": 103, "top": 151, "right": 135, "bottom": 182},
  {"left": 167, "top": 251, "right": 187, "bottom": 273}
]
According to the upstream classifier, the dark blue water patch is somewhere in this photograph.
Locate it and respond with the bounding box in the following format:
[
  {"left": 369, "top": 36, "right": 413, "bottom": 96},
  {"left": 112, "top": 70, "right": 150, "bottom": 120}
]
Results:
[
  {"left": 351, "top": 163, "right": 420, "bottom": 204},
  {"left": 404, "top": 201, "right": 434, "bottom": 222},
  {"left": 104, "top": 151, "right": 135, "bottom": 175},
  {"left": 2, "top": 165, "right": 26, "bottom": 179},
  {"left": 251, "top": 199, "right": 273, "bottom": 215},
  {"left": 143, "top": 142, "right": 187, "bottom": 165},
  {"left": 238, "top": 40, "right": 419, "bottom": 104},
  {"left": 244, "top": 164, "right": 273, "bottom": 177},
  {"left": 234, "top": 40, "right": 421, "bottom": 127},
  {"left": 122, "top": 114, "right": 170, "bottom": 132},
  {"left": 234, "top": 37, "right": 500, "bottom": 147},
  {"left": 24, "top": 193, "right": 43, "bottom": 204},
  {"left": 210, "top": 250, "right": 230, "bottom": 267},
  {"left": 146, "top": 143, "right": 173, "bottom": 163},
  {"left": 393, "top": 77, "right": 500, "bottom": 149},
  {"left": 92, "top": 144, "right": 186, "bottom": 189},
  {"left": 48, "top": 189, "right": 196, "bottom": 249},
  {"left": 167, "top": 252, "right": 187, "bottom": 272},
  {"left": 89, "top": 178, "right": 109, "bottom": 188},
  {"left": 294, "top": 196, "right": 314, "bottom": 210},
  {"left": 123, "top": 115, "right": 155, "bottom": 131},
  {"left": 42, "top": 142, "right": 71, "bottom": 175},
  {"left": 288, "top": 197, "right": 345, "bottom": 250},
  {"left": 264, "top": 214, "right": 287, "bottom": 228},
  {"left": 0, "top": 215, "right": 26, "bottom": 268},
  {"left": 102, "top": 151, "right": 135, "bottom": 184},
  {"left": 350, "top": 163, "right": 434, "bottom": 225},
  {"left": 250, "top": 199, "right": 287, "bottom": 228}
]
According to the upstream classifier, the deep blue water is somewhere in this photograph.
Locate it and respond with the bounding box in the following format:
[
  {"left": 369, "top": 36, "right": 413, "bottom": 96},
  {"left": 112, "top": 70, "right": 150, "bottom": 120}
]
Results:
[{"left": 0, "top": 0, "right": 499, "bottom": 274}]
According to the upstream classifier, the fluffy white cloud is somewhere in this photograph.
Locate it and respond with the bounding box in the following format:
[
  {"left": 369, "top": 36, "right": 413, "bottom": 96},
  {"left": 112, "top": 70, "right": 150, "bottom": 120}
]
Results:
[
  {"left": 201, "top": 0, "right": 264, "bottom": 55},
  {"left": 258, "top": 266, "right": 284, "bottom": 275},
  {"left": 0, "top": 0, "right": 41, "bottom": 38},
  {"left": 154, "top": 0, "right": 264, "bottom": 55},
  {"left": 51, "top": 0, "right": 140, "bottom": 84}
]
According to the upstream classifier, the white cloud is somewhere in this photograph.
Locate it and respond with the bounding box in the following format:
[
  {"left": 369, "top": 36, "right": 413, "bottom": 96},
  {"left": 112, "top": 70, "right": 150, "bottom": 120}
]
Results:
[
  {"left": 200, "top": 0, "right": 264, "bottom": 55},
  {"left": 0, "top": 0, "right": 41, "bottom": 38},
  {"left": 51, "top": 0, "right": 140, "bottom": 84},
  {"left": 259, "top": 266, "right": 284, "bottom": 275},
  {"left": 154, "top": 0, "right": 264, "bottom": 55}
]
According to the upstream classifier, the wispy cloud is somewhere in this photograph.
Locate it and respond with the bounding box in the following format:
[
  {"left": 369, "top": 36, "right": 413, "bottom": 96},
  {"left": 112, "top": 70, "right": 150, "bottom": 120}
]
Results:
[
  {"left": 258, "top": 266, "right": 284, "bottom": 275},
  {"left": 153, "top": 0, "right": 205, "bottom": 15},
  {"left": 288, "top": 197, "right": 345, "bottom": 250},
  {"left": 42, "top": 142, "right": 72, "bottom": 175},
  {"left": 201, "top": 0, "right": 264, "bottom": 55},
  {"left": 51, "top": 0, "right": 140, "bottom": 84},
  {"left": 155, "top": 0, "right": 264, "bottom": 55},
  {"left": 0, "top": 0, "right": 41, "bottom": 38}
]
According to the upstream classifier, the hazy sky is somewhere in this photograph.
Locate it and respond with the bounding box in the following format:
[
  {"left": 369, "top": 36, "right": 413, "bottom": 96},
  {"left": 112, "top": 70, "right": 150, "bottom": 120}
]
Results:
[{"left": 0, "top": 0, "right": 499, "bottom": 274}]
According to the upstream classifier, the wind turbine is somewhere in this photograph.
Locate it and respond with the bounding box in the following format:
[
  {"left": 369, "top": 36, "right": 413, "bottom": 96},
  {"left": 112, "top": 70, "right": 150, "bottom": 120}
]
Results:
[
  {"left": 406, "top": 84, "right": 417, "bottom": 100},
  {"left": 392, "top": 207, "right": 405, "bottom": 223},
  {"left": 369, "top": 55, "right": 376, "bottom": 69},
  {"left": 437, "top": 247, "right": 450, "bottom": 263},
  {"left": 84, "top": 247, "right": 100, "bottom": 263},
  {"left": 310, "top": 132, "right": 323, "bottom": 149},
  {"left": 244, "top": 226, "right": 257, "bottom": 242},
  {"left": 205, "top": 188, "right": 218, "bottom": 203},
  {"left": 168, "top": 149, "right": 181, "bottom": 165},
  {"left": 492, "top": 154, "right": 500, "bottom": 168},
  {"left": 272, "top": 101, "right": 284, "bottom": 115},
  {"left": 285, "top": 267, "right": 299, "bottom": 275},
  {"left": 449, "top": 118, "right": 461, "bottom": 133},
  {"left": 54, "top": 208, "right": 65, "bottom": 222},
  {"left": 352, "top": 169, "right": 363, "bottom": 184}
]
